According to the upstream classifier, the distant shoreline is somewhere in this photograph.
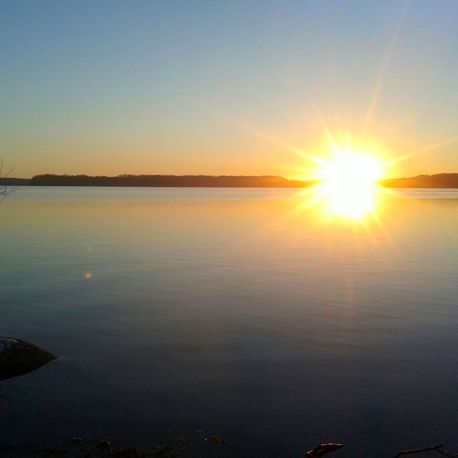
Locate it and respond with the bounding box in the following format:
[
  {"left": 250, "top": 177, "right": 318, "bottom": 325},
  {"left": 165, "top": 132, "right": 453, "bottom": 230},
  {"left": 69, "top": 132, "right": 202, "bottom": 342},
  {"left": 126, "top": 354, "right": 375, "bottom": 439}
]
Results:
[{"left": 1, "top": 173, "right": 458, "bottom": 188}]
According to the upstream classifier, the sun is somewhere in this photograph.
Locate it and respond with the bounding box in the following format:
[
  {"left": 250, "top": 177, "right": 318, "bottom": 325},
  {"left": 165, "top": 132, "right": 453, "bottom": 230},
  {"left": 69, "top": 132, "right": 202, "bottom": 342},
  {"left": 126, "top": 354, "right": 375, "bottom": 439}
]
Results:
[
  {"left": 318, "top": 151, "right": 383, "bottom": 191},
  {"left": 313, "top": 147, "right": 386, "bottom": 220},
  {"left": 287, "top": 133, "right": 399, "bottom": 221}
]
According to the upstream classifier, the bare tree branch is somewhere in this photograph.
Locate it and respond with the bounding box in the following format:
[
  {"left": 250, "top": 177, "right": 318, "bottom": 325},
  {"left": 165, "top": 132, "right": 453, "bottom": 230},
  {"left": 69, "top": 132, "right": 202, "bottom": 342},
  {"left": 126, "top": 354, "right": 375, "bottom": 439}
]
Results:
[{"left": 0, "top": 158, "right": 15, "bottom": 200}]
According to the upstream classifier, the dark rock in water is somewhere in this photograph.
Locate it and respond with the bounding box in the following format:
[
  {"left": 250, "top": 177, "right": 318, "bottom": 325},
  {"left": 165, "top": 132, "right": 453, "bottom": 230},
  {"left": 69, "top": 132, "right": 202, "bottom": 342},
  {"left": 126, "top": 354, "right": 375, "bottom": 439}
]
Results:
[
  {"left": 96, "top": 439, "right": 112, "bottom": 449},
  {"left": 0, "top": 337, "right": 56, "bottom": 380}
]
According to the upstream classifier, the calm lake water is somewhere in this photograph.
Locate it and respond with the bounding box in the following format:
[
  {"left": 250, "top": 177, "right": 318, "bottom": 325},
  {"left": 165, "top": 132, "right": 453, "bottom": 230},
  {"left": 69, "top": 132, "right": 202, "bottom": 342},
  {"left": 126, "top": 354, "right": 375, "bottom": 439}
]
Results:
[{"left": 1, "top": 187, "right": 457, "bottom": 457}]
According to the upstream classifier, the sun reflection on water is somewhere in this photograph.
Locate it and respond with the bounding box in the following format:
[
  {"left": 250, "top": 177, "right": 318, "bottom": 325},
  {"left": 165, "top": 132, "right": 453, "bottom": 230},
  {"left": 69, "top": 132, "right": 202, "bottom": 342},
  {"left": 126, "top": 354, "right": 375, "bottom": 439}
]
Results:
[{"left": 323, "top": 182, "right": 380, "bottom": 220}]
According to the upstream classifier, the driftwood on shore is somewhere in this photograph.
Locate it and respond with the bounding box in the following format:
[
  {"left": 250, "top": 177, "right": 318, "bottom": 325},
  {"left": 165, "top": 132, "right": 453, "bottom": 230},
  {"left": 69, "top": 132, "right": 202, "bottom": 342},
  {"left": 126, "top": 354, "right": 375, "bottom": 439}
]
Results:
[
  {"left": 304, "top": 443, "right": 344, "bottom": 457},
  {"left": 0, "top": 435, "right": 456, "bottom": 458},
  {"left": 304, "top": 443, "right": 458, "bottom": 458},
  {"left": 0, "top": 337, "right": 56, "bottom": 380}
]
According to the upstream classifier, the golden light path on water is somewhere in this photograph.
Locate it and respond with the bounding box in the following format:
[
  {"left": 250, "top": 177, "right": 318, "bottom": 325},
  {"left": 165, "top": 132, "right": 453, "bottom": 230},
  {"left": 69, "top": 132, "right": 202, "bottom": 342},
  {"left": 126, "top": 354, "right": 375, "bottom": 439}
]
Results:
[{"left": 316, "top": 179, "right": 381, "bottom": 220}]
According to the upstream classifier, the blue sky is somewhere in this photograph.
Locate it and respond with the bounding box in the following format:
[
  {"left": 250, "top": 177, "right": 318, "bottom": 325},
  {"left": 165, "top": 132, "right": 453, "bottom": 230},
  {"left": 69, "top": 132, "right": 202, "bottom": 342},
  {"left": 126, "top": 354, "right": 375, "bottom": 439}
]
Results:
[{"left": 1, "top": 0, "right": 457, "bottom": 177}]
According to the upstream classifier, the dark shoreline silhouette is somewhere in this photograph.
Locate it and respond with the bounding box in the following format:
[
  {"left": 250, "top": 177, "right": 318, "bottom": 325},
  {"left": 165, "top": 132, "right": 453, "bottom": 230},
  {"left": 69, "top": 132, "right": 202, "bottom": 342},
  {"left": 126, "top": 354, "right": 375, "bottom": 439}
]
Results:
[
  {"left": 27, "top": 174, "right": 312, "bottom": 188},
  {"left": 381, "top": 173, "right": 458, "bottom": 188},
  {"left": 1, "top": 173, "right": 458, "bottom": 188}
]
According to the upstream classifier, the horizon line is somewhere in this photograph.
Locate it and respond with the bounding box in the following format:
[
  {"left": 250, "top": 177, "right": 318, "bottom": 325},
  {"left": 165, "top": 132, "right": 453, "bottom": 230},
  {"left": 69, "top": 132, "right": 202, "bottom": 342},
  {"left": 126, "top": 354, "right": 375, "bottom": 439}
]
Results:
[{"left": 4, "top": 171, "right": 458, "bottom": 181}]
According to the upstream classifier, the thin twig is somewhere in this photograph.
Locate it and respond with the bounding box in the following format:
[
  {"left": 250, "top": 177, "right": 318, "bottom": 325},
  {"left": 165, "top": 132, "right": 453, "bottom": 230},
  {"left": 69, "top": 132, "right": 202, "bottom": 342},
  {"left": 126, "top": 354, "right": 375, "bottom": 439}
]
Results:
[
  {"left": 435, "top": 448, "right": 457, "bottom": 458},
  {"left": 395, "top": 444, "right": 452, "bottom": 458}
]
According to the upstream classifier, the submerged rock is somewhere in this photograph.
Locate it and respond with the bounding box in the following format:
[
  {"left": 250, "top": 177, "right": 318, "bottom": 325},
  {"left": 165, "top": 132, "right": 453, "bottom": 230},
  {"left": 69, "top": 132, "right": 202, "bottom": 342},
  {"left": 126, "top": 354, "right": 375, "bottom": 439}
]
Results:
[{"left": 0, "top": 337, "right": 56, "bottom": 380}]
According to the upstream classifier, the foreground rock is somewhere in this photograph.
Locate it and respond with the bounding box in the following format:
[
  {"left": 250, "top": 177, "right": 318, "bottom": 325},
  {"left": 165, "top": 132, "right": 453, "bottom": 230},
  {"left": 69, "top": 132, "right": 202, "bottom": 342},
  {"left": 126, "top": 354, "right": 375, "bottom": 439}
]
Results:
[{"left": 0, "top": 337, "right": 56, "bottom": 380}]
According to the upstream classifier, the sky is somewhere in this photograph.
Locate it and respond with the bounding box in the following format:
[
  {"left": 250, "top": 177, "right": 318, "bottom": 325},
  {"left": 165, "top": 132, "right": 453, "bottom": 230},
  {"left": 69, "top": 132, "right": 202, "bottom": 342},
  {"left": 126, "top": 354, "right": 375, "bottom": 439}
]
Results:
[{"left": 1, "top": 0, "right": 457, "bottom": 178}]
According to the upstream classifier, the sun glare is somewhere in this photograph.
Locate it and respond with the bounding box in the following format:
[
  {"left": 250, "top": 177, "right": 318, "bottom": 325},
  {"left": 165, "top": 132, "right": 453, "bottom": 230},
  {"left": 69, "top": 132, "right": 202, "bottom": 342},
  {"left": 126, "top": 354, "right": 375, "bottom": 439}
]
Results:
[{"left": 313, "top": 147, "right": 386, "bottom": 220}]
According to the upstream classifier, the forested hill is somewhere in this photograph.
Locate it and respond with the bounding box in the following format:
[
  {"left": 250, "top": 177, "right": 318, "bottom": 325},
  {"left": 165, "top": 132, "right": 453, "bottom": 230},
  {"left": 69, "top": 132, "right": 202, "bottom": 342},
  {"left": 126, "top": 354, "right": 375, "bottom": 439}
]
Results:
[
  {"left": 381, "top": 173, "right": 458, "bottom": 188},
  {"left": 28, "top": 174, "right": 312, "bottom": 188}
]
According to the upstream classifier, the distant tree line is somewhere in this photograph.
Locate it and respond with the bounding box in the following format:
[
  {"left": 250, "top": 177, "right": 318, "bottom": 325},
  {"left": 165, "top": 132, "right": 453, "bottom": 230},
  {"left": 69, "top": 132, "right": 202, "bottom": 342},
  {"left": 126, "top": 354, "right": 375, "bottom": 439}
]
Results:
[
  {"left": 381, "top": 173, "right": 458, "bottom": 188},
  {"left": 0, "top": 177, "right": 29, "bottom": 186},
  {"left": 3, "top": 173, "right": 458, "bottom": 188},
  {"left": 28, "top": 174, "right": 313, "bottom": 188}
]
